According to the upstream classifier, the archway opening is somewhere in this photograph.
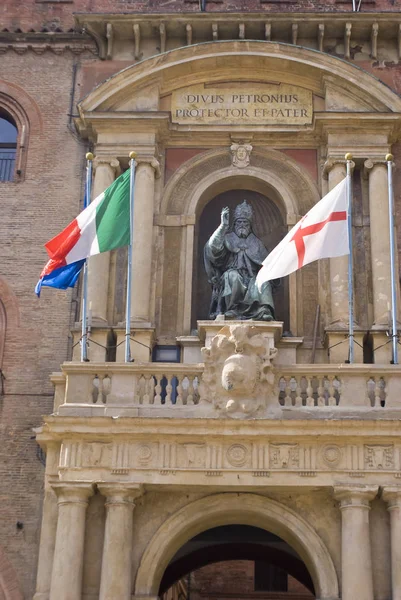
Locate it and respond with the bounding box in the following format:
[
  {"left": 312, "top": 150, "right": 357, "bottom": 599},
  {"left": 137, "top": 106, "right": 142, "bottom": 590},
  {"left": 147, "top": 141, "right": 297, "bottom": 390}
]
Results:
[
  {"left": 193, "top": 188, "right": 289, "bottom": 329},
  {"left": 160, "top": 524, "right": 315, "bottom": 599}
]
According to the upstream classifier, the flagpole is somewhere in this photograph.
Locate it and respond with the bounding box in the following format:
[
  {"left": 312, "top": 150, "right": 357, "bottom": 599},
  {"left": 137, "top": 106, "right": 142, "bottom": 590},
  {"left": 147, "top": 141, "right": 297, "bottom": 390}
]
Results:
[
  {"left": 386, "top": 153, "right": 399, "bottom": 364},
  {"left": 81, "top": 152, "right": 93, "bottom": 362},
  {"left": 125, "top": 151, "right": 137, "bottom": 363},
  {"left": 345, "top": 152, "right": 355, "bottom": 364}
]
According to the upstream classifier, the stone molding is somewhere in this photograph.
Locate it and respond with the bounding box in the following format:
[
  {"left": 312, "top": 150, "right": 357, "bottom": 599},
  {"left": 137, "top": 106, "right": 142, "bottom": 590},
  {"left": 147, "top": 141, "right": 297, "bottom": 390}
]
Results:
[
  {"left": 77, "top": 41, "right": 401, "bottom": 114},
  {"left": 333, "top": 485, "right": 378, "bottom": 509}
]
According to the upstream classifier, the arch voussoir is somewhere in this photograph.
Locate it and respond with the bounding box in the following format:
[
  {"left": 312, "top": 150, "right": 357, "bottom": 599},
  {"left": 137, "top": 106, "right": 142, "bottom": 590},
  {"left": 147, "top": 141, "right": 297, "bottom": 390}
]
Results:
[{"left": 134, "top": 493, "right": 339, "bottom": 600}]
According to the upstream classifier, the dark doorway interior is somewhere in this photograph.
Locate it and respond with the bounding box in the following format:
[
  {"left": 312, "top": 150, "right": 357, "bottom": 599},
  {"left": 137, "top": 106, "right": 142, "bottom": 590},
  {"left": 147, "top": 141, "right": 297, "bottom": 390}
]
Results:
[{"left": 160, "top": 524, "right": 315, "bottom": 599}]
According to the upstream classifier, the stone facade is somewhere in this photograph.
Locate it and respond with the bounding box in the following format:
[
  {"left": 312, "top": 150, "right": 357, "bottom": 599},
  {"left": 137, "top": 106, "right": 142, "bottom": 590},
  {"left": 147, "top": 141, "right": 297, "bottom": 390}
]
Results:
[{"left": 2, "top": 1, "right": 401, "bottom": 599}]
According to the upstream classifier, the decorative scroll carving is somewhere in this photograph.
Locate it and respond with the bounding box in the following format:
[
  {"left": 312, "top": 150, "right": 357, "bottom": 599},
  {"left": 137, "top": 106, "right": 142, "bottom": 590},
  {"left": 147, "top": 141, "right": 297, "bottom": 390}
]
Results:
[{"left": 200, "top": 324, "right": 277, "bottom": 418}]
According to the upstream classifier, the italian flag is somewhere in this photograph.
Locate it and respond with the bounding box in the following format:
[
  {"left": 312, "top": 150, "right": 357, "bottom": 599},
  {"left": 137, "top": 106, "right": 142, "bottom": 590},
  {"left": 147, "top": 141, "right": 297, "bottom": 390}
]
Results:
[{"left": 39, "top": 168, "right": 131, "bottom": 279}]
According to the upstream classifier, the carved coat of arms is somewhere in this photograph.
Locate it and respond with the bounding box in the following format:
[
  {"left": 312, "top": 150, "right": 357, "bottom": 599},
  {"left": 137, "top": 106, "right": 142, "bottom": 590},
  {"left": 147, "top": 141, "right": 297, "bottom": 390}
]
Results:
[{"left": 199, "top": 324, "right": 277, "bottom": 418}]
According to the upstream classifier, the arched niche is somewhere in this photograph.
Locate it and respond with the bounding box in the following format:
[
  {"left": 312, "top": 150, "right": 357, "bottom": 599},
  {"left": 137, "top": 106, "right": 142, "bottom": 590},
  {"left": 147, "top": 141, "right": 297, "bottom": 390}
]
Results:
[
  {"left": 158, "top": 149, "right": 320, "bottom": 336},
  {"left": 134, "top": 493, "right": 339, "bottom": 600},
  {"left": 194, "top": 188, "right": 289, "bottom": 329}
]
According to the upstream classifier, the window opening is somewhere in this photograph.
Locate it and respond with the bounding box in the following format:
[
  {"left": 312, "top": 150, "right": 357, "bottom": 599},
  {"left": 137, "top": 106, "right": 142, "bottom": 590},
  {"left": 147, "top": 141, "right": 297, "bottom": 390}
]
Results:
[{"left": 0, "top": 110, "right": 17, "bottom": 182}]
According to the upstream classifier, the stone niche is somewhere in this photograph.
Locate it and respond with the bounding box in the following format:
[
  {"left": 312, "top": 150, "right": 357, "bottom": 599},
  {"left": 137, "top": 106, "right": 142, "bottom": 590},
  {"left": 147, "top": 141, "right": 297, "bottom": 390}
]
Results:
[{"left": 193, "top": 188, "right": 289, "bottom": 329}]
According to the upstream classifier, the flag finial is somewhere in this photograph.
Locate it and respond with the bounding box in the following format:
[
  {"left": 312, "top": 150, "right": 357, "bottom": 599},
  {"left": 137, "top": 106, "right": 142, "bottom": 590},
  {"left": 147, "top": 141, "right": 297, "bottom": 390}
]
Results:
[
  {"left": 386, "top": 153, "right": 394, "bottom": 162},
  {"left": 86, "top": 152, "right": 94, "bottom": 161},
  {"left": 129, "top": 151, "right": 137, "bottom": 159},
  {"left": 345, "top": 153, "right": 353, "bottom": 161}
]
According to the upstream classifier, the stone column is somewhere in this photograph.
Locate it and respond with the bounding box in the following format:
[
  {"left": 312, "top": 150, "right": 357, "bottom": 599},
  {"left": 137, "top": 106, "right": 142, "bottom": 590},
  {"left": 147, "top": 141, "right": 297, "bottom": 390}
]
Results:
[
  {"left": 49, "top": 483, "right": 93, "bottom": 600},
  {"left": 131, "top": 157, "right": 160, "bottom": 323},
  {"left": 87, "top": 157, "right": 120, "bottom": 324},
  {"left": 364, "top": 159, "right": 393, "bottom": 326},
  {"left": 334, "top": 486, "right": 378, "bottom": 600},
  {"left": 325, "top": 159, "right": 348, "bottom": 328},
  {"left": 33, "top": 443, "right": 60, "bottom": 600},
  {"left": 98, "top": 485, "right": 143, "bottom": 600},
  {"left": 383, "top": 487, "right": 401, "bottom": 600}
]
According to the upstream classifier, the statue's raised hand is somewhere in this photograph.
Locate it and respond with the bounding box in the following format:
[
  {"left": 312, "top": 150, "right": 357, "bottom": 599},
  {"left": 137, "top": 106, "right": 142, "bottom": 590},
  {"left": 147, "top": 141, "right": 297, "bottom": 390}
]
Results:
[{"left": 221, "top": 207, "right": 230, "bottom": 228}]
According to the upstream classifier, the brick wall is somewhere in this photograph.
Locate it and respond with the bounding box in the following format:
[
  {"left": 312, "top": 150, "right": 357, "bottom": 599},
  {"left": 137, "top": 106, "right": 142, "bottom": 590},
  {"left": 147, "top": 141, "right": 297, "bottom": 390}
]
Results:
[
  {"left": 189, "top": 560, "right": 314, "bottom": 599},
  {"left": 0, "top": 51, "right": 86, "bottom": 597}
]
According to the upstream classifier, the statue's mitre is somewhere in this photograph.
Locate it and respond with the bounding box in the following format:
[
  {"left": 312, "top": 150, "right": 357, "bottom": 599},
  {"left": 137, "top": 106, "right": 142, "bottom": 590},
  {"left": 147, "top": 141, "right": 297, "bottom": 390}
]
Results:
[{"left": 234, "top": 200, "right": 253, "bottom": 222}]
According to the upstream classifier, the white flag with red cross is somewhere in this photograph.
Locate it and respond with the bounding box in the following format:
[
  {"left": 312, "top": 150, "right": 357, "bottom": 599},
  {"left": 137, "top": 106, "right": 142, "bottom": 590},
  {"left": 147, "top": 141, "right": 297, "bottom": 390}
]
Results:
[{"left": 256, "top": 178, "right": 349, "bottom": 286}]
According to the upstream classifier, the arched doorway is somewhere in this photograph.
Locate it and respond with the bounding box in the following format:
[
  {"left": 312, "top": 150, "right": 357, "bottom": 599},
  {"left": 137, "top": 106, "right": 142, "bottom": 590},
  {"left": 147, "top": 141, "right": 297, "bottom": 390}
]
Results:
[
  {"left": 160, "top": 524, "right": 315, "bottom": 599},
  {"left": 134, "top": 494, "right": 339, "bottom": 599},
  {"left": 194, "top": 188, "right": 289, "bottom": 329}
]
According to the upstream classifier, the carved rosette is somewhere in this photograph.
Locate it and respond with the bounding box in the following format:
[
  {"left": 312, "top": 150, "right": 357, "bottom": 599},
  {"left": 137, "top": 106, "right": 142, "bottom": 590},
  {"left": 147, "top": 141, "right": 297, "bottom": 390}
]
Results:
[{"left": 199, "top": 324, "right": 277, "bottom": 418}]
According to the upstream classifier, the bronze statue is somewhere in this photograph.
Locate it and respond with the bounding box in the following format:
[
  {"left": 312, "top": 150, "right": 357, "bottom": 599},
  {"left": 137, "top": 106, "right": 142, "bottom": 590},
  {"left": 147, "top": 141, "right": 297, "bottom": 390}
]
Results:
[{"left": 204, "top": 200, "right": 276, "bottom": 321}]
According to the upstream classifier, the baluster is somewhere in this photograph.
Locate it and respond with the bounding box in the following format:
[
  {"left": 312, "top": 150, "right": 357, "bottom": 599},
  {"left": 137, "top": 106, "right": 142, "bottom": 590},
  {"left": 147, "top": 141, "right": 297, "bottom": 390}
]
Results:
[
  {"left": 165, "top": 375, "right": 173, "bottom": 405},
  {"left": 317, "top": 377, "right": 325, "bottom": 407},
  {"left": 284, "top": 378, "right": 292, "bottom": 406},
  {"left": 176, "top": 375, "right": 183, "bottom": 405},
  {"left": 142, "top": 374, "right": 152, "bottom": 405},
  {"left": 374, "top": 378, "right": 381, "bottom": 408},
  {"left": 367, "top": 376, "right": 375, "bottom": 407},
  {"left": 382, "top": 378, "right": 387, "bottom": 407},
  {"left": 91, "top": 375, "right": 100, "bottom": 404},
  {"left": 333, "top": 376, "right": 341, "bottom": 405},
  {"left": 102, "top": 375, "right": 111, "bottom": 404},
  {"left": 187, "top": 376, "right": 195, "bottom": 405},
  {"left": 148, "top": 375, "right": 155, "bottom": 405},
  {"left": 306, "top": 377, "right": 314, "bottom": 407},
  {"left": 133, "top": 374, "right": 140, "bottom": 404},
  {"left": 295, "top": 379, "right": 303, "bottom": 406},
  {"left": 154, "top": 374, "right": 162, "bottom": 405},
  {"left": 327, "top": 376, "right": 336, "bottom": 406},
  {"left": 98, "top": 376, "right": 104, "bottom": 404},
  {"left": 193, "top": 376, "right": 200, "bottom": 405}
]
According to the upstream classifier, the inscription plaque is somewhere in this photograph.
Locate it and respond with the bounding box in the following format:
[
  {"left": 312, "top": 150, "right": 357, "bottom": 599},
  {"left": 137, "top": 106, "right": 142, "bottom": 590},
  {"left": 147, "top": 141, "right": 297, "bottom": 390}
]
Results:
[{"left": 171, "top": 83, "right": 313, "bottom": 125}]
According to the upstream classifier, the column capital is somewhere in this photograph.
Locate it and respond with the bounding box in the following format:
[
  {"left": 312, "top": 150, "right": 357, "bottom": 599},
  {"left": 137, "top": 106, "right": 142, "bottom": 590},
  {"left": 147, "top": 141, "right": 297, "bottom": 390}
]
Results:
[
  {"left": 334, "top": 485, "right": 378, "bottom": 508},
  {"left": 136, "top": 156, "right": 161, "bottom": 178},
  {"left": 97, "top": 483, "right": 143, "bottom": 506},
  {"left": 363, "top": 158, "right": 387, "bottom": 178},
  {"left": 93, "top": 156, "right": 121, "bottom": 176},
  {"left": 382, "top": 486, "right": 401, "bottom": 509},
  {"left": 51, "top": 482, "right": 94, "bottom": 505},
  {"left": 322, "top": 158, "right": 352, "bottom": 179}
]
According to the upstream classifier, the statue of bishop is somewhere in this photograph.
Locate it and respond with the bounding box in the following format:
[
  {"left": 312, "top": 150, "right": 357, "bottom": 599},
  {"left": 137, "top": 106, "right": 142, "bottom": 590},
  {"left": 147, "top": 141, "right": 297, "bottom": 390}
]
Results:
[{"left": 204, "top": 200, "right": 276, "bottom": 321}]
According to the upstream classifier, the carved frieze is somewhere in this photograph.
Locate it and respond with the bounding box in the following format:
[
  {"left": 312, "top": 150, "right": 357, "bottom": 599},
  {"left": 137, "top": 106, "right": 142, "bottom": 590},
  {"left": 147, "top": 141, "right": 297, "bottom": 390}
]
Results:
[
  {"left": 365, "top": 445, "right": 394, "bottom": 469},
  {"left": 57, "top": 438, "right": 401, "bottom": 482},
  {"left": 270, "top": 444, "right": 300, "bottom": 469}
]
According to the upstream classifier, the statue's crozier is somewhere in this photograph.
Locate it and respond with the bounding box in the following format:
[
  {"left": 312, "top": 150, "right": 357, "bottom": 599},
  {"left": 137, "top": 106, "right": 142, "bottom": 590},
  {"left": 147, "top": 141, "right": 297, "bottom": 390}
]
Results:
[{"left": 204, "top": 200, "right": 275, "bottom": 321}]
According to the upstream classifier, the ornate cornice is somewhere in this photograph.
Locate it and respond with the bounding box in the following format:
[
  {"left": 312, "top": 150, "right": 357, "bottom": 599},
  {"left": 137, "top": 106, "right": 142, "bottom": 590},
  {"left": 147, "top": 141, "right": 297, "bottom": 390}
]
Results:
[{"left": 0, "top": 32, "right": 97, "bottom": 56}]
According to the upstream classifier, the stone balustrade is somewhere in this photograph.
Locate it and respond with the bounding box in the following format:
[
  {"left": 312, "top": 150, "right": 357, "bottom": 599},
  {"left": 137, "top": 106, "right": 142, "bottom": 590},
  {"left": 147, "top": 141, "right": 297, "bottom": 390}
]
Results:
[
  {"left": 52, "top": 362, "right": 401, "bottom": 417},
  {"left": 277, "top": 365, "right": 388, "bottom": 409}
]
